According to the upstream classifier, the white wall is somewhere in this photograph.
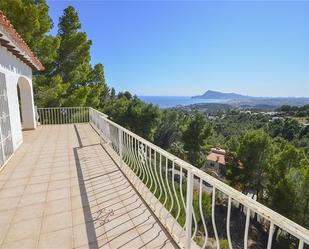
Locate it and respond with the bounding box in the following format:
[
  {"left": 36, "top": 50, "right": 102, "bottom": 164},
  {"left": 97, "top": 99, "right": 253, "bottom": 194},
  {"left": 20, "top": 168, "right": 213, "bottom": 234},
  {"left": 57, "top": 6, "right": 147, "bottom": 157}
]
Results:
[{"left": 0, "top": 46, "right": 34, "bottom": 151}]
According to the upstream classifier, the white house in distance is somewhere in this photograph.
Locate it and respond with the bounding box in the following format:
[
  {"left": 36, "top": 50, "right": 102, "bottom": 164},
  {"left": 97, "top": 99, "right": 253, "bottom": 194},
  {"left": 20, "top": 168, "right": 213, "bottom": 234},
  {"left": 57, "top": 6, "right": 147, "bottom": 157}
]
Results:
[
  {"left": 0, "top": 11, "right": 44, "bottom": 167},
  {"left": 203, "top": 145, "right": 226, "bottom": 177}
]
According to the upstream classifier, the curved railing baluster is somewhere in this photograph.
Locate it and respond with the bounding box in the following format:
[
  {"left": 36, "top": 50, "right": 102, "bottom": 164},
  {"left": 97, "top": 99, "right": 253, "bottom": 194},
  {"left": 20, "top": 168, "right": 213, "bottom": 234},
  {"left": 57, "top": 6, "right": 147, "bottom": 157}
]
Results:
[
  {"left": 139, "top": 143, "right": 151, "bottom": 197},
  {"left": 244, "top": 208, "right": 251, "bottom": 249},
  {"left": 129, "top": 135, "right": 138, "bottom": 180},
  {"left": 212, "top": 187, "right": 220, "bottom": 249},
  {"left": 122, "top": 132, "right": 128, "bottom": 164},
  {"left": 148, "top": 148, "right": 154, "bottom": 192},
  {"left": 134, "top": 139, "right": 146, "bottom": 193},
  {"left": 199, "top": 179, "right": 208, "bottom": 249},
  {"left": 125, "top": 134, "right": 135, "bottom": 178},
  {"left": 171, "top": 160, "right": 181, "bottom": 233},
  {"left": 192, "top": 205, "right": 198, "bottom": 241},
  {"left": 143, "top": 145, "right": 150, "bottom": 189},
  {"left": 144, "top": 145, "right": 154, "bottom": 201},
  {"left": 266, "top": 222, "right": 274, "bottom": 249},
  {"left": 132, "top": 136, "right": 141, "bottom": 184},
  {"left": 179, "top": 166, "right": 186, "bottom": 221},
  {"left": 148, "top": 148, "right": 158, "bottom": 205},
  {"left": 158, "top": 154, "right": 168, "bottom": 219},
  {"left": 165, "top": 157, "right": 174, "bottom": 214},
  {"left": 227, "top": 197, "right": 233, "bottom": 249},
  {"left": 153, "top": 150, "right": 162, "bottom": 202},
  {"left": 153, "top": 151, "right": 164, "bottom": 213},
  {"left": 136, "top": 140, "right": 146, "bottom": 189},
  {"left": 298, "top": 240, "right": 304, "bottom": 249}
]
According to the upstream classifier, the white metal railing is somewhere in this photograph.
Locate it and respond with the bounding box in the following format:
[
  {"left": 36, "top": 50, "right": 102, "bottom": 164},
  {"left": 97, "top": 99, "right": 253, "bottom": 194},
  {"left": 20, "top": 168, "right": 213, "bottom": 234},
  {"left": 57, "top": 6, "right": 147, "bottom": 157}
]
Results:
[
  {"left": 37, "top": 107, "right": 89, "bottom": 125},
  {"left": 89, "top": 107, "right": 309, "bottom": 249},
  {"left": 38, "top": 107, "right": 309, "bottom": 249}
]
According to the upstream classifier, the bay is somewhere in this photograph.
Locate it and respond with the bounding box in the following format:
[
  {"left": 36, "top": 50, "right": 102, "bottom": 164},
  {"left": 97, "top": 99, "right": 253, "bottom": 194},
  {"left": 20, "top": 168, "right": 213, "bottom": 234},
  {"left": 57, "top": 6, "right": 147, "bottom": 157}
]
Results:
[{"left": 139, "top": 96, "right": 228, "bottom": 108}]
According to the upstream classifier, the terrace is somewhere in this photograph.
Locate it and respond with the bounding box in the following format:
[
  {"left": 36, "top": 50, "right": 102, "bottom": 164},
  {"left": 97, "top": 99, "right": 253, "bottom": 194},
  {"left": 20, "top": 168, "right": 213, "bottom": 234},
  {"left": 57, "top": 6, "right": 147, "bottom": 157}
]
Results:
[{"left": 0, "top": 107, "right": 308, "bottom": 249}]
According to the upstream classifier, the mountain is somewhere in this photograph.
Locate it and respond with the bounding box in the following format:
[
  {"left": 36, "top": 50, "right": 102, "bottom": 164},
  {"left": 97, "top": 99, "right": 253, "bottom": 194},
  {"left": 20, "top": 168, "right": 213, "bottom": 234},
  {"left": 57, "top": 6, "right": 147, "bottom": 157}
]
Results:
[
  {"left": 192, "top": 90, "right": 309, "bottom": 108},
  {"left": 192, "top": 90, "right": 250, "bottom": 99}
]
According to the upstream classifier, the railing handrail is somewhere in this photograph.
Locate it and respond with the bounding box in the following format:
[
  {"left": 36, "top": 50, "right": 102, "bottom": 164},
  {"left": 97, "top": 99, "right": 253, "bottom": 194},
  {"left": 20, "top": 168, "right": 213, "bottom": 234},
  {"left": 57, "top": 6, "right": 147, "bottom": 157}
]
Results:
[
  {"left": 38, "top": 106, "right": 309, "bottom": 246},
  {"left": 37, "top": 107, "right": 88, "bottom": 109},
  {"left": 37, "top": 107, "right": 89, "bottom": 125}
]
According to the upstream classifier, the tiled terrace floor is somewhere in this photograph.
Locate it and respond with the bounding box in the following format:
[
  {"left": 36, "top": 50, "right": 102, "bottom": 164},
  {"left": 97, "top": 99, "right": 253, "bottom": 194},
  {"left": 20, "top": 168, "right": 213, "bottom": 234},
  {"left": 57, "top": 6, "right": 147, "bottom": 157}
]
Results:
[{"left": 0, "top": 124, "right": 177, "bottom": 249}]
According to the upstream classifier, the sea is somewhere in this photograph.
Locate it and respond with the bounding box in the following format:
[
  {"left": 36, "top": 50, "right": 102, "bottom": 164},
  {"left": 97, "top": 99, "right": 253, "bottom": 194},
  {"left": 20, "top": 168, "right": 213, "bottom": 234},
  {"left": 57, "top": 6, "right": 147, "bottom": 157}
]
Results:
[{"left": 139, "top": 96, "right": 227, "bottom": 109}]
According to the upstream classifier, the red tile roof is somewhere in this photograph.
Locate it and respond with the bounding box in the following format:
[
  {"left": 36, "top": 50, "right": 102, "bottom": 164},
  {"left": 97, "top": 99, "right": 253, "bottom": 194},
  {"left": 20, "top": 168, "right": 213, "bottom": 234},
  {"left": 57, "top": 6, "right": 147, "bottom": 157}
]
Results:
[
  {"left": 207, "top": 151, "right": 225, "bottom": 165},
  {"left": 0, "top": 11, "right": 44, "bottom": 71}
]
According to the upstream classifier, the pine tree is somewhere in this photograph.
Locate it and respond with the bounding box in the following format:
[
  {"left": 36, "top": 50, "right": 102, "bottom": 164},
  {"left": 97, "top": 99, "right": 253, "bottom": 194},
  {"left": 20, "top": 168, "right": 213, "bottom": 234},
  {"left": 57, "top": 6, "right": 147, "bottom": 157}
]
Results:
[
  {"left": 57, "top": 6, "right": 91, "bottom": 85},
  {"left": 182, "top": 112, "right": 212, "bottom": 166},
  {"left": 0, "top": 0, "right": 62, "bottom": 106},
  {"left": 86, "top": 64, "right": 107, "bottom": 108},
  {"left": 0, "top": 0, "right": 60, "bottom": 72},
  {"left": 56, "top": 6, "right": 106, "bottom": 107},
  {"left": 1, "top": 2, "right": 107, "bottom": 108},
  {"left": 238, "top": 129, "right": 272, "bottom": 202}
]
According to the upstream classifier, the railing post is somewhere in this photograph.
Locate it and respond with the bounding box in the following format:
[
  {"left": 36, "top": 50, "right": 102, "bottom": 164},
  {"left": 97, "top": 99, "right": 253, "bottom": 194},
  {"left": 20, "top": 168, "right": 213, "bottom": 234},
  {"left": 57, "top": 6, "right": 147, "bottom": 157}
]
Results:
[
  {"left": 89, "top": 108, "right": 92, "bottom": 123},
  {"left": 298, "top": 240, "right": 304, "bottom": 249},
  {"left": 185, "top": 168, "right": 194, "bottom": 249},
  {"left": 87, "top": 107, "right": 90, "bottom": 122},
  {"left": 118, "top": 128, "right": 123, "bottom": 168}
]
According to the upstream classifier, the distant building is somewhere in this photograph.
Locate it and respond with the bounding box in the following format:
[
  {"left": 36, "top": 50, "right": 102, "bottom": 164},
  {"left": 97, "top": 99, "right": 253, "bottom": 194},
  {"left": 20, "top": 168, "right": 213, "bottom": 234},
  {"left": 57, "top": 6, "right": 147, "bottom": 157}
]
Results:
[
  {"left": 270, "top": 116, "right": 284, "bottom": 121},
  {"left": 203, "top": 145, "right": 226, "bottom": 177},
  {"left": 206, "top": 114, "right": 218, "bottom": 120},
  {"left": 239, "top": 110, "right": 251, "bottom": 114}
]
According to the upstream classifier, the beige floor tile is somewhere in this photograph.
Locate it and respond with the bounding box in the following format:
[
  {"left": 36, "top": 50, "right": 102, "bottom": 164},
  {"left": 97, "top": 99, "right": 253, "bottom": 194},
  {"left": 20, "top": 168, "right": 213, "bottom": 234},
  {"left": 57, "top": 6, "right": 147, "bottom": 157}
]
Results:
[
  {"left": 48, "top": 179, "right": 70, "bottom": 191},
  {"left": 104, "top": 217, "right": 137, "bottom": 239},
  {"left": 44, "top": 198, "right": 71, "bottom": 216},
  {"left": 72, "top": 208, "right": 93, "bottom": 226},
  {"left": 1, "top": 237, "right": 37, "bottom": 249},
  {"left": 0, "top": 124, "right": 176, "bottom": 249},
  {"left": 38, "top": 228, "right": 72, "bottom": 249},
  {"left": 0, "top": 223, "right": 10, "bottom": 245},
  {"left": 10, "top": 170, "right": 32, "bottom": 179},
  {"left": 0, "top": 197, "right": 20, "bottom": 211},
  {"left": 70, "top": 187, "right": 81, "bottom": 197},
  {"left": 0, "top": 173, "right": 11, "bottom": 182},
  {"left": 118, "top": 235, "right": 148, "bottom": 248},
  {"left": 71, "top": 195, "right": 87, "bottom": 210},
  {"left": 0, "top": 210, "right": 15, "bottom": 226},
  {"left": 4, "top": 178, "right": 28, "bottom": 188},
  {"left": 46, "top": 188, "right": 70, "bottom": 202},
  {"left": 41, "top": 211, "right": 72, "bottom": 233},
  {"left": 0, "top": 180, "right": 6, "bottom": 189},
  {"left": 72, "top": 223, "right": 99, "bottom": 248},
  {"left": 23, "top": 183, "right": 48, "bottom": 195},
  {"left": 19, "top": 192, "right": 46, "bottom": 207},
  {"left": 13, "top": 203, "right": 45, "bottom": 223},
  {"left": 32, "top": 168, "right": 51, "bottom": 177},
  {"left": 106, "top": 228, "right": 144, "bottom": 248},
  {"left": 0, "top": 186, "right": 25, "bottom": 198},
  {"left": 136, "top": 221, "right": 165, "bottom": 239},
  {"left": 145, "top": 239, "right": 175, "bottom": 249},
  {"left": 28, "top": 175, "right": 50, "bottom": 185},
  {"left": 96, "top": 241, "right": 111, "bottom": 249},
  {"left": 5, "top": 218, "right": 41, "bottom": 242},
  {"left": 75, "top": 243, "right": 110, "bottom": 249}
]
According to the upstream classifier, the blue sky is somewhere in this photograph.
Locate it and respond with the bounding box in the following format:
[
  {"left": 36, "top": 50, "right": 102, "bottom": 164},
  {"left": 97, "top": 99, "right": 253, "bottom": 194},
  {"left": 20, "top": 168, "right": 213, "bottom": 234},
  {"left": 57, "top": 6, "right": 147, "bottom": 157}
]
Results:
[{"left": 47, "top": 0, "right": 309, "bottom": 97}]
